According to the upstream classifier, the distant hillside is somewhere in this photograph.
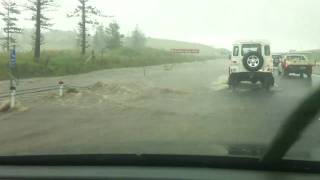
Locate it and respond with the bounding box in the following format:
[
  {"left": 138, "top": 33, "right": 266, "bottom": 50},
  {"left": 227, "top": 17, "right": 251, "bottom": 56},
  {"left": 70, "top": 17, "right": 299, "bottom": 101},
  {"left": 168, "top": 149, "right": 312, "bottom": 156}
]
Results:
[
  {"left": 146, "top": 38, "right": 229, "bottom": 57},
  {"left": 294, "top": 49, "right": 320, "bottom": 62},
  {"left": 12, "top": 29, "right": 228, "bottom": 58},
  {"left": 15, "top": 29, "right": 77, "bottom": 51}
]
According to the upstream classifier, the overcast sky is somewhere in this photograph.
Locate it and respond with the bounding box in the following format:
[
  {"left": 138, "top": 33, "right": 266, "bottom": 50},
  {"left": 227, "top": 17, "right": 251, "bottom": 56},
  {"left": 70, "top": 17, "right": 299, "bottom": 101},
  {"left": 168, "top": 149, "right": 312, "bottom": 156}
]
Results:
[{"left": 13, "top": 0, "right": 320, "bottom": 51}]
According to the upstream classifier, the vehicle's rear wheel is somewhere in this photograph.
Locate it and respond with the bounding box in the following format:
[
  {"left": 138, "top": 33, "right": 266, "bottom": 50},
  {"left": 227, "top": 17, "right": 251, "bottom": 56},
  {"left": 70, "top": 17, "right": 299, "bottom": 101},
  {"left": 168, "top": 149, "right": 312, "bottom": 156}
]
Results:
[
  {"left": 262, "top": 81, "right": 270, "bottom": 90},
  {"left": 300, "top": 73, "right": 304, "bottom": 78},
  {"left": 251, "top": 80, "right": 257, "bottom": 85},
  {"left": 284, "top": 70, "right": 290, "bottom": 77},
  {"left": 228, "top": 76, "right": 239, "bottom": 92},
  {"left": 262, "top": 76, "right": 274, "bottom": 91},
  {"left": 230, "top": 80, "right": 238, "bottom": 91},
  {"left": 230, "top": 84, "right": 237, "bottom": 92},
  {"left": 307, "top": 72, "right": 312, "bottom": 79},
  {"left": 264, "top": 84, "right": 271, "bottom": 91}
]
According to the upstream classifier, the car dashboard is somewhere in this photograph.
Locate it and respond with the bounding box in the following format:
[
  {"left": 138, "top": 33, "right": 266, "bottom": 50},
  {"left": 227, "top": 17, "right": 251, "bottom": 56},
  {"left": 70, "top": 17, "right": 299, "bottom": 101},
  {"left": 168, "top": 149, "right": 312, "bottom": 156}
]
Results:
[{"left": 0, "top": 165, "right": 319, "bottom": 180}]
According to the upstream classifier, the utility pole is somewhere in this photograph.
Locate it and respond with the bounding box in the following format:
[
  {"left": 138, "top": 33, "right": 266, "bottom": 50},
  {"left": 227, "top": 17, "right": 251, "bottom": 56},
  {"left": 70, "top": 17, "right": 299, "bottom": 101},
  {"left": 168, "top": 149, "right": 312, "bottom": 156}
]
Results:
[
  {"left": 81, "top": 1, "right": 86, "bottom": 55},
  {"left": 6, "top": 2, "right": 10, "bottom": 52},
  {"left": 34, "top": 0, "right": 41, "bottom": 62}
]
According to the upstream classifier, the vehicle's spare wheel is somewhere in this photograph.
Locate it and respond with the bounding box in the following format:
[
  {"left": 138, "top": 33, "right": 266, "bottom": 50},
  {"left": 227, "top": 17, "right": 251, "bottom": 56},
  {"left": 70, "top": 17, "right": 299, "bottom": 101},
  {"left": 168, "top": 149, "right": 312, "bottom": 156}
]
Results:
[{"left": 242, "top": 51, "right": 264, "bottom": 72}]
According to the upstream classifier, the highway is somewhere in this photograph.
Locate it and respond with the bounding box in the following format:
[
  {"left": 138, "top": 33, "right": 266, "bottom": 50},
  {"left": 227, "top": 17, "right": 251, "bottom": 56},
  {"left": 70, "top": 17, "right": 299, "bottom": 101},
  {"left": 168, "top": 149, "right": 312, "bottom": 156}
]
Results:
[{"left": 0, "top": 59, "right": 320, "bottom": 159}]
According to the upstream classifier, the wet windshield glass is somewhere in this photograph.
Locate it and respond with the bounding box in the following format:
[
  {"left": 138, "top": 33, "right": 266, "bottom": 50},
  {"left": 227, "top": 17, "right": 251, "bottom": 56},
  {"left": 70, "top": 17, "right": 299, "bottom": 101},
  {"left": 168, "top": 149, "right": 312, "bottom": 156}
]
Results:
[
  {"left": 287, "top": 56, "right": 306, "bottom": 61},
  {"left": 0, "top": 0, "right": 319, "bottom": 162},
  {"left": 241, "top": 44, "right": 261, "bottom": 55},
  {"left": 272, "top": 55, "right": 282, "bottom": 59}
]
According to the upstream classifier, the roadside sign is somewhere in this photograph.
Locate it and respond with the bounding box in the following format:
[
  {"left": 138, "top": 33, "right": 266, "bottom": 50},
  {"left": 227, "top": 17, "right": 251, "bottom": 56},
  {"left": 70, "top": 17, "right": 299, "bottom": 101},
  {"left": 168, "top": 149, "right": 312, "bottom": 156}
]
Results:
[
  {"left": 10, "top": 47, "right": 16, "bottom": 69},
  {"left": 171, "top": 49, "right": 200, "bottom": 54}
]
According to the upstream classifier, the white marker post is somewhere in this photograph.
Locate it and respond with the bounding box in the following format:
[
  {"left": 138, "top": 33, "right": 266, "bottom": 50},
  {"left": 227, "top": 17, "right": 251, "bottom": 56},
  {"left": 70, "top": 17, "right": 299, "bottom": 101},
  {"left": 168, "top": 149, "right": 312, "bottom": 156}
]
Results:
[
  {"left": 10, "top": 86, "right": 16, "bottom": 109},
  {"left": 59, "top": 81, "right": 64, "bottom": 97}
]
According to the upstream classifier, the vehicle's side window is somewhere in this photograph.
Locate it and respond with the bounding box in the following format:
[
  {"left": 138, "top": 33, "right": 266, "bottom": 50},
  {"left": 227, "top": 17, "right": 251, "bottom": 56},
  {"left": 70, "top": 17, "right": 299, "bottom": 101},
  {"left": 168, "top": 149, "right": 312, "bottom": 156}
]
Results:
[
  {"left": 233, "top": 46, "right": 239, "bottom": 56},
  {"left": 264, "top": 45, "right": 271, "bottom": 56},
  {"left": 301, "top": 56, "right": 306, "bottom": 60}
]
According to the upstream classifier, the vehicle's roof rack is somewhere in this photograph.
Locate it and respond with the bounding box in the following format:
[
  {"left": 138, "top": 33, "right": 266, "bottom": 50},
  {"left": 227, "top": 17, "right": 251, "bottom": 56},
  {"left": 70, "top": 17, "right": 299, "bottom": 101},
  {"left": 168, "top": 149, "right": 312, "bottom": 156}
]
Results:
[{"left": 233, "top": 40, "right": 270, "bottom": 45}]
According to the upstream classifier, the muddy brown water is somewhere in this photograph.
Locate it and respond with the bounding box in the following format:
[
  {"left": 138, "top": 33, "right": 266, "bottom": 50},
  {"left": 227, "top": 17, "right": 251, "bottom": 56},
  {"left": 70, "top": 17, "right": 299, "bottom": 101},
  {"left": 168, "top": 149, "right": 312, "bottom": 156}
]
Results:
[{"left": 0, "top": 60, "right": 320, "bottom": 160}]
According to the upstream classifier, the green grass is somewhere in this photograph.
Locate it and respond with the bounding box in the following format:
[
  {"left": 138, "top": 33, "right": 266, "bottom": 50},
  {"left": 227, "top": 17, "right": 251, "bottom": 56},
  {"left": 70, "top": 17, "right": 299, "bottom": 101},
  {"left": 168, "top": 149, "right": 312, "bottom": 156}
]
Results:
[{"left": 0, "top": 48, "right": 205, "bottom": 80}]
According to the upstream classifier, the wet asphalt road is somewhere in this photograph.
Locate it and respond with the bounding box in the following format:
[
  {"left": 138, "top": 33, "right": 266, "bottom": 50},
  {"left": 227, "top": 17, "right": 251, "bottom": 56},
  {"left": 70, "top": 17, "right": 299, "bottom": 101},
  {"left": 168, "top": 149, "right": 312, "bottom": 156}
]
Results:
[{"left": 0, "top": 59, "right": 320, "bottom": 158}]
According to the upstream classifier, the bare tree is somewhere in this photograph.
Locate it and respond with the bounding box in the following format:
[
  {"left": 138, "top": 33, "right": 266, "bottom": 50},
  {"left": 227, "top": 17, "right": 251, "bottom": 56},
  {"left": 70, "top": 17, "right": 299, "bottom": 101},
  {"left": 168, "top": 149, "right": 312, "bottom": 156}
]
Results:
[
  {"left": 0, "top": 0, "right": 22, "bottom": 53},
  {"left": 68, "top": 0, "right": 110, "bottom": 55},
  {"left": 26, "top": 0, "right": 56, "bottom": 62}
]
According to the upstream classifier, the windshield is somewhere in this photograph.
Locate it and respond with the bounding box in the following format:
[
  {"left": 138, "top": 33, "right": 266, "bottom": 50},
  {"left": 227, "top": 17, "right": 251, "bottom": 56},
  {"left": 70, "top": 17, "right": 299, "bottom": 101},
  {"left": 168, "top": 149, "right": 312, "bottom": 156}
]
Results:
[
  {"left": 0, "top": 0, "right": 320, "bottom": 163},
  {"left": 272, "top": 55, "right": 282, "bottom": 60},
  {"left": 241, "top": 44, "right": 261, "bottom": 55}
]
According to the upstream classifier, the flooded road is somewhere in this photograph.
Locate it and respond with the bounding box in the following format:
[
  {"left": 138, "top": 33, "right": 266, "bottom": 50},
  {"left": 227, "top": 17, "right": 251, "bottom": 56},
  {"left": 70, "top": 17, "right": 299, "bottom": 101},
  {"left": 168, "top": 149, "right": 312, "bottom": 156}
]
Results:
[{"left": 0, "top": 60, "right": 320, "bottom": 159}]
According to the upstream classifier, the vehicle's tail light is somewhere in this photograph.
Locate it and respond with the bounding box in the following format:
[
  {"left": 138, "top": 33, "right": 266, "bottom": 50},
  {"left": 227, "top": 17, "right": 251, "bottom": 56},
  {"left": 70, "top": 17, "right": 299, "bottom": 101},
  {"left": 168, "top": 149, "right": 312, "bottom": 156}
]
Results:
[
  {"left": 232, "top": 60, "right": 238, "bottom": 64},
  {"left": 284, "top": 60, "right": 288, "bottom": 69}
]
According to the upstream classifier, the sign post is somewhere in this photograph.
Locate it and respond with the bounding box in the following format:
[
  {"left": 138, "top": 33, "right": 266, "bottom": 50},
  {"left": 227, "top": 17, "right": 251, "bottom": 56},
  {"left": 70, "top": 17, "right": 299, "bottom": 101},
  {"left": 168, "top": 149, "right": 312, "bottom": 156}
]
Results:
[
  {"left": 9, "top": 45, "right": 17, "bottom": 87},
  {"left": 9, "top": 46, "right": 17, "bottom": 108},
  {"left": 10, "top": 45, "right": 17, "bottom": 69}
]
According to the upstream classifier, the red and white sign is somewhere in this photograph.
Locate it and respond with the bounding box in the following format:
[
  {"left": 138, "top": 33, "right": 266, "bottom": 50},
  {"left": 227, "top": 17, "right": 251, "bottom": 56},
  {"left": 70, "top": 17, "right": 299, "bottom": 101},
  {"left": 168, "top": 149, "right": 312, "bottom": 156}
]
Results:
[{"left": 171, "top": 49, "right": 200, "bottom": 54}]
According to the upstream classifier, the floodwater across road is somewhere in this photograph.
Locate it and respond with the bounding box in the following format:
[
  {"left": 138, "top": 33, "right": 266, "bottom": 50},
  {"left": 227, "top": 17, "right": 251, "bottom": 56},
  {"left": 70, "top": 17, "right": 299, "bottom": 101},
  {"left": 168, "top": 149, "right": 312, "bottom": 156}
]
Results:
[{"left": 0, "top": 59, "right": 319, "bottom": 158}]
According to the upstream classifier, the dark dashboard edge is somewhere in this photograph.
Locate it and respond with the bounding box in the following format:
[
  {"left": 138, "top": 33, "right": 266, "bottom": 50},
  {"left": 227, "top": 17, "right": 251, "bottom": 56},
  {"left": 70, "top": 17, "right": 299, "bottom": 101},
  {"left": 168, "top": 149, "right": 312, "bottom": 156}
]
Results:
[{"left": 0, "top": 154, "right": 318, "bottom": 174}]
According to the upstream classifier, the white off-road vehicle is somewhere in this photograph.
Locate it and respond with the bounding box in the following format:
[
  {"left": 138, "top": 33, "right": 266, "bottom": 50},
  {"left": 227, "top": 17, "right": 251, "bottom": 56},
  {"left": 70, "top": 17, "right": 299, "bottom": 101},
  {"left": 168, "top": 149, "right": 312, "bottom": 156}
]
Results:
[{"left": 228, "top": 40, "right": 275, "bottom": 90}]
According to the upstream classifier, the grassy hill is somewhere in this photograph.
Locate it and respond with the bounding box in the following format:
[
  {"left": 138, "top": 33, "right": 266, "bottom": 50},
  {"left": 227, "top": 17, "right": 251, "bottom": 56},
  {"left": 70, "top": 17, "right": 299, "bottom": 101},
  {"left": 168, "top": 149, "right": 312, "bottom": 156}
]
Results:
[
  {"left": 292, "top": 49, "right": 320, "bottom": 62},
  {"left": 146, "top": 38, "right": 229, "bottom": 58},
  {"left": 305, "top": 50, "right": 320, "bottom": 61},
  {"left": 15, "top": 29, "right": 77, "bottom": 51},
  {"left": 11, "top": 29, "right": 228, "bottom": 58},
  {"left": 0, "top": 30, "right": 229, "bottom": 80}
]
